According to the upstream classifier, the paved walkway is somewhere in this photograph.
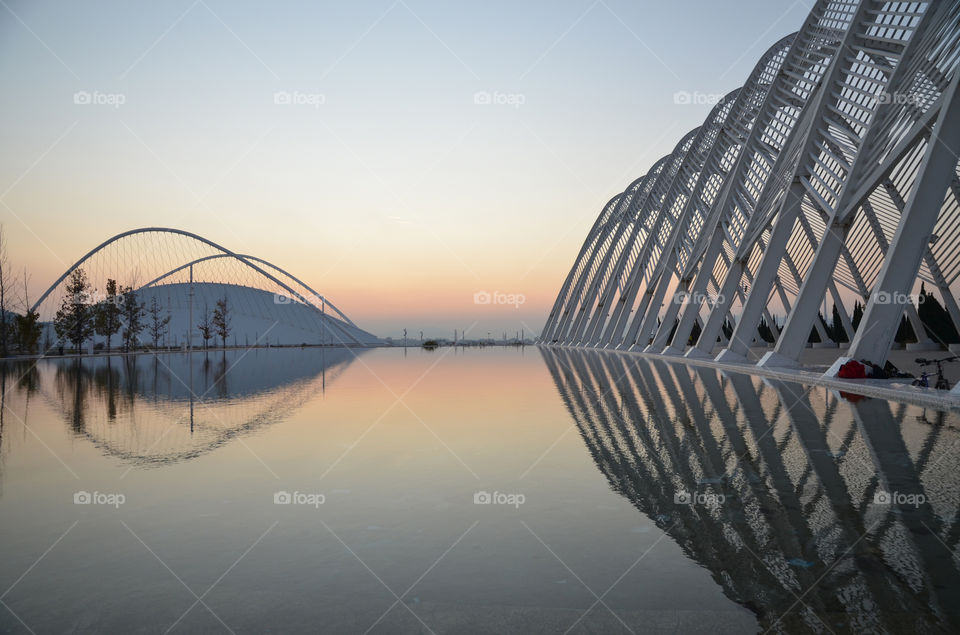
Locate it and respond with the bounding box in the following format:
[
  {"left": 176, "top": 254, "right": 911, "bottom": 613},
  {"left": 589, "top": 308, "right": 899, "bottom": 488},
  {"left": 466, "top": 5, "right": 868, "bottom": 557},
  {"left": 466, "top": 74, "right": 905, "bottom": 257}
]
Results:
[{"left": 562, "top": 343, "right": 960, "bottom": 411}]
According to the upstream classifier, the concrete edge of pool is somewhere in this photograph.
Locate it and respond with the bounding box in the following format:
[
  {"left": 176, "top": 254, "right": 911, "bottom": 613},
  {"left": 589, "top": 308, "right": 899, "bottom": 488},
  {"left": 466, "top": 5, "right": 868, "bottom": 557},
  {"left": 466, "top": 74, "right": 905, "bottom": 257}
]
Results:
[{"left": 541, "top": 344, "right": 960, "bottom": 412}]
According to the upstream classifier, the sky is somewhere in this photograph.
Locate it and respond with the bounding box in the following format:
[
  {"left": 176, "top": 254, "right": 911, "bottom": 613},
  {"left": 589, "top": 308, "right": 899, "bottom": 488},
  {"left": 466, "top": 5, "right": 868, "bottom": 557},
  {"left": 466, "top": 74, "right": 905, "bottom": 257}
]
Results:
[{"left": 0, "top": 0, "right": 811, "bottom": 339}]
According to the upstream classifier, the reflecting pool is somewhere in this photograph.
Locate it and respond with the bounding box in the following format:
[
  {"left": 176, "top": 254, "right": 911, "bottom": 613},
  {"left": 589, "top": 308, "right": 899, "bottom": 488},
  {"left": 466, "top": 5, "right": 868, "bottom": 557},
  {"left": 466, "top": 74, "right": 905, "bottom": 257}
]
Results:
[{"left": 0, "top": 346, "right": 958, "bottom": 633}]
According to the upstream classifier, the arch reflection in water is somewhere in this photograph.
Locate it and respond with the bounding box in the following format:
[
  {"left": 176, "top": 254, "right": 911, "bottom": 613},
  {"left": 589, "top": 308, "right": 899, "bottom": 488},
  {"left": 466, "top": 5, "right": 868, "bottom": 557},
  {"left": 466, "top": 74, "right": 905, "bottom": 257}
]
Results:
[
  {"left": 540, "top": 347, "right": 960, "bottom": 633},
  {"left": 40, "top": 348, "right": 363, "bottom": 467}
]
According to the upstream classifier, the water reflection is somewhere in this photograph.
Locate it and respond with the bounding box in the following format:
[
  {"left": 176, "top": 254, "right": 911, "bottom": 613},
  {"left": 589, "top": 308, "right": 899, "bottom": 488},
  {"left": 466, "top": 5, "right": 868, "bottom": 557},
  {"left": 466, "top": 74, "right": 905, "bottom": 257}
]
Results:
[
  {"left": 0, "top": 364, "right": 37, "bottom": 492},
  {"left": 541, "top": 347, "right": 960, "bottom": 633},
  {"left": 6, "top": 348, "right": 362, "bottom": 468}
]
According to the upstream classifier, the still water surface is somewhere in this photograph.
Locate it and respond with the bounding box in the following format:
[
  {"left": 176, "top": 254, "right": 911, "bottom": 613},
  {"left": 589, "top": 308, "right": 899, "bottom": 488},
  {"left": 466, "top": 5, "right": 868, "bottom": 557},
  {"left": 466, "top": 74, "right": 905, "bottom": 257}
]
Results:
[{"left": 0, "top": 346, "right": 958, "bottom": 633}]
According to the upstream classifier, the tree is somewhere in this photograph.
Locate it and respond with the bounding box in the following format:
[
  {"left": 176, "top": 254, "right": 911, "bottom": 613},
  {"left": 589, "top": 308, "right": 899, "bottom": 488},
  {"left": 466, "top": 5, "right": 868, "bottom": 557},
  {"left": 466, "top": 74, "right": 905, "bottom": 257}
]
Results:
[
  {"left": 94, "top": 279, "right": 122, "bottom": 352},
  {"left": 852, "top": 300, "right": 864, "bottom": 332},
  {"left": 831, "top": 303, "right": 849, "bottom": 343},
  {"left": 147, "top": 296, "right": 171, "bottom": 348},
  {"left": 688, "top": 319, "right": 702, "bottom": 345},
  {"left": 15, "top": 271, "right": 41, "bottom": 355},
  {"left": 197, "top": 303, "right": 214, "bottom": 349},
  {"left": 758, "top": 317, "right": 776, "bottom": 343},
  {"left": 14, "top": 311, "right": 40, "bottom": 355},
  {"left": 917, "top": 283, "right": 960, "bottom": 344},
  {"left": 120, "top": 286, "right": 146, "bottom": 352},
  {"left": 54, "top": 268, "right": 95, "bottom": 352},
  {"left": 895, "top": 313, "right": 915, "bottom": 344},
  {"left": 6, "top": 315, "right": 18, "bottom": 356},
  {"left": 807, "top": 311, "right": 831, "bottom": 344},
  {"left": 721, "top": 318, "right": 734, "bottom": 340},
  {"left": 0, "top": 225, "right": 12, "bottom": 357},
  {"left": 212, "top": 296, "right": 231, "bottom": 348}
]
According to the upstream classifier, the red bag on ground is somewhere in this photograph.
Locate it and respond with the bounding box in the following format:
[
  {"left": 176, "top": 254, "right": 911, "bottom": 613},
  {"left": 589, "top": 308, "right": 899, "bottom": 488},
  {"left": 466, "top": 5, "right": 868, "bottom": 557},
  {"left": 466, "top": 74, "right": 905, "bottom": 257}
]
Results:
[{"left": 837, "top": 360, "right": 866, "bottom": 379}]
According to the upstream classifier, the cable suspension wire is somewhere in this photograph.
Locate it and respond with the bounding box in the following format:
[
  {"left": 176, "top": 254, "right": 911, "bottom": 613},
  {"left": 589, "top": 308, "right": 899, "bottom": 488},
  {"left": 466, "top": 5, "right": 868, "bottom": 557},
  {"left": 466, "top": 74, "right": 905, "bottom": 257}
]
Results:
[{"left": 33, "top": 228, "right": 380, "bottom": 348}]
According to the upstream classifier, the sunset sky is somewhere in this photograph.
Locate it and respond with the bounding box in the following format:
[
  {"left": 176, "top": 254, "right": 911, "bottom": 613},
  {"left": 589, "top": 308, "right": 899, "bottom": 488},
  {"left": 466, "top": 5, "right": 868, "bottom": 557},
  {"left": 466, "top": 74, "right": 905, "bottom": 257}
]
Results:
[{"left": 0, "top": 0, "right": 808, "bottom": 338}]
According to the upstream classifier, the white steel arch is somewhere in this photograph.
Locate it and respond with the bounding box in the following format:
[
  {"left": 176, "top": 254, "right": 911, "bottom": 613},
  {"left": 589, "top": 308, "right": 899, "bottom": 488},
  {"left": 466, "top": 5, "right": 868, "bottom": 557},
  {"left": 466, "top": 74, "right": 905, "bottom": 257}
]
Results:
[
  {"left": 542, "top": 0, "right": 960, "bottom": 383},
  {"left": 139, "top": 253, "right": 358, "bottom": 328},
  {"left": 34, "top": 227, "right": 379, "bottom": 346}
]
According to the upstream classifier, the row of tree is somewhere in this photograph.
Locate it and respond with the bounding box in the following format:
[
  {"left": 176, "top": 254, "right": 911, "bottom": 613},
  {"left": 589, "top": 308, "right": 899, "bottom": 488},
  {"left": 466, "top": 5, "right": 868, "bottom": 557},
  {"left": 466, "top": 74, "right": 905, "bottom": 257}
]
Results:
[
  {"left": 0, "top": 222, "right": 238, "bottom": 357},
  {"left": 731, "top": 283, "right": 960, "bottom": 346},
  {"left": 0, "top": 226, "right": 43, "bottom": 356},
  {"left": 51, "top": 267, "right": 233, "bottom": 354}
]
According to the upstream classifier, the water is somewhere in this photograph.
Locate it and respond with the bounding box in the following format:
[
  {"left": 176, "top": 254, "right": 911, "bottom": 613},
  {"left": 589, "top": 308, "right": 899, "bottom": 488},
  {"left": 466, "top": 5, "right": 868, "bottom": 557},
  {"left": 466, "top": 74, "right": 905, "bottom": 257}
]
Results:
[{"left": 0, "top": 346, "right": 958, "bottom": 633}]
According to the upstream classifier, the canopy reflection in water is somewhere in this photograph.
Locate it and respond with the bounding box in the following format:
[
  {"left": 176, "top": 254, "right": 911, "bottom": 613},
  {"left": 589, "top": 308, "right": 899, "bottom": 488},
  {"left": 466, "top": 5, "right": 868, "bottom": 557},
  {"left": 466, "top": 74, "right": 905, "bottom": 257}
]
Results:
[
  {"left": 540, "top": 347, "right": 960, "bottom": 633},
  {"left": 28, "top": 348, "right": 362, "bottom": 467}
]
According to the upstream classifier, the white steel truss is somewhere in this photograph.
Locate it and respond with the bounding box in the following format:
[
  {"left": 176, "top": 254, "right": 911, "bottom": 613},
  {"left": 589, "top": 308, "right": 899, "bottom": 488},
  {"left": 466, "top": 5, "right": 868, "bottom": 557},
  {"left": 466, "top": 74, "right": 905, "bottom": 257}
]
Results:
[{"left": 543, "top": 0, "right": 960, "bottom": 377}]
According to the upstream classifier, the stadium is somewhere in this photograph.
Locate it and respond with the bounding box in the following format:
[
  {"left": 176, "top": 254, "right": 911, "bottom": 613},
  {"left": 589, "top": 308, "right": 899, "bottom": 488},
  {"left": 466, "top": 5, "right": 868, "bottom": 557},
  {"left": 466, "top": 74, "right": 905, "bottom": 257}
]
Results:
[{"left": 32, "top": 227, "right": 381, "bottom": 350}]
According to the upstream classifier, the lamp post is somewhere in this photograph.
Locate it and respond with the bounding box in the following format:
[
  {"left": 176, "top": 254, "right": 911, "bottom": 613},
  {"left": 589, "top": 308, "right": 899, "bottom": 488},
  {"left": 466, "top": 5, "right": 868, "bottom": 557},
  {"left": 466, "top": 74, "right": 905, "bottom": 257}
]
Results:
[{"left": 188, "top": 264, "right": 194, "bottom": 352}]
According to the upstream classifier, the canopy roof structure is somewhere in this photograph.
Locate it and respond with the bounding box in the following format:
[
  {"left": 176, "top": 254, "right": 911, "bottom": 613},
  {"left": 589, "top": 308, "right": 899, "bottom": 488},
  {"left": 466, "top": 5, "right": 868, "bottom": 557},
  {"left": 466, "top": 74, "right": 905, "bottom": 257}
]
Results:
[{"left": 542, "top": 0, "right": 960, "bottom": 374}]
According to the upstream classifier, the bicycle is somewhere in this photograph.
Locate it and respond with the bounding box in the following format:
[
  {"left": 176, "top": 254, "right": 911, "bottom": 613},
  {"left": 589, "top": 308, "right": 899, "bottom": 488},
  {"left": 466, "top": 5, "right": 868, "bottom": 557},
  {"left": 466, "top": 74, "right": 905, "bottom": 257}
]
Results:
[{"left": 912, "top": 356, "right": 959, "bottom": 390}]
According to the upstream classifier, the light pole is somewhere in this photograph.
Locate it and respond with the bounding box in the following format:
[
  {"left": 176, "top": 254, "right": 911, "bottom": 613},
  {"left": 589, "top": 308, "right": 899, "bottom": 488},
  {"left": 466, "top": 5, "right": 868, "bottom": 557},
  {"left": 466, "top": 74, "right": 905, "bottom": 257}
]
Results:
[{"left": 188, "top": 264, "right": 194, "bottom": 352}]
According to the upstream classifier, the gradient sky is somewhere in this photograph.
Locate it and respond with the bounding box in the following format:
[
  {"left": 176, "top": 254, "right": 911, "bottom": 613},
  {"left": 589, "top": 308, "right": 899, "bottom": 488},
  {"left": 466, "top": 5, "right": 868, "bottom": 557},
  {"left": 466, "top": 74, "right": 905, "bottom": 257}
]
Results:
[{"left": 0, "top": 0, "right": 810, "bottom": 338}]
